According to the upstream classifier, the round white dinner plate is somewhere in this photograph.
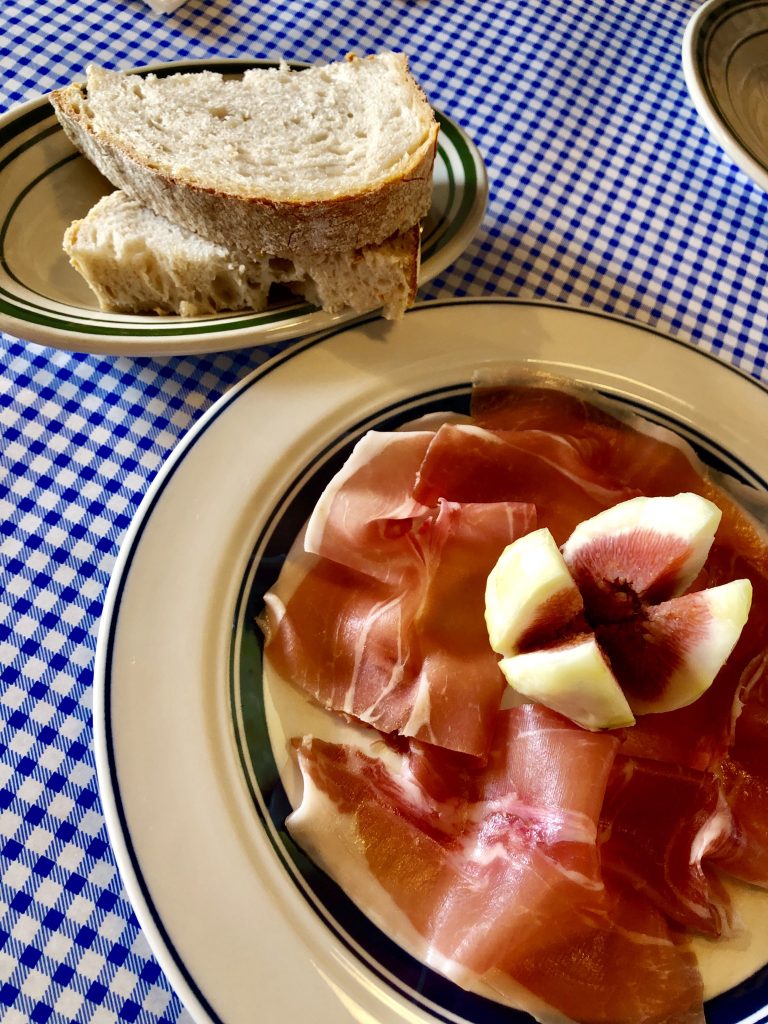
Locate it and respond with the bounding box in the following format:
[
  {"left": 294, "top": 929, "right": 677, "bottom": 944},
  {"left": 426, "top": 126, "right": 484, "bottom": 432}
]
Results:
[
  {"left": 93, "top": 299, "right": 768, "bottom": 1024},
  {"left": 0, "top": 60, "right": 487, "bottom": 356},
  {"left": 682, "top": 0, "right": 768, "bottom": 191}
]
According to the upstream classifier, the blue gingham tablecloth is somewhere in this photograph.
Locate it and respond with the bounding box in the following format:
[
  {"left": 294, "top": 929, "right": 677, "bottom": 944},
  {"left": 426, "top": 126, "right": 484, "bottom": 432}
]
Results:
[{"left": 1, "top": 1, "right": 767, "bottom": 1021}]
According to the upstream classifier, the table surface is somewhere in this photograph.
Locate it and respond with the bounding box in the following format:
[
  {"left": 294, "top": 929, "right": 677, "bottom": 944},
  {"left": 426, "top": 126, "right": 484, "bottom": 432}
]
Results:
[{"left": 2, "top": 1, "right": 767, "bottom": 1022}]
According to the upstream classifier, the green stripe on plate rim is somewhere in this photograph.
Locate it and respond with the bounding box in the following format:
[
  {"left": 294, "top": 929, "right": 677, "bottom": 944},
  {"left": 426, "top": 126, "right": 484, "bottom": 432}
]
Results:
[
  {"left": 695, "top": 0, "right": 768, "bottom": 175},
  {"left": 422, "top": 116, "right": 461, "bottom": 263},
  {"left": 0, "top": 64, "right": 479, "bottom": 338}
]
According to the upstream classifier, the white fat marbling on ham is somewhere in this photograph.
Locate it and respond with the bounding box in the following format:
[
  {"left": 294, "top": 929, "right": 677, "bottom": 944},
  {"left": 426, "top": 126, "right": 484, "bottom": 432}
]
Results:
[
  {"left": 346, "top": 591, "right": 409, "bottom": 719},
  {"left": 690, "top": 789, "right": 735, "bottom": 869}
]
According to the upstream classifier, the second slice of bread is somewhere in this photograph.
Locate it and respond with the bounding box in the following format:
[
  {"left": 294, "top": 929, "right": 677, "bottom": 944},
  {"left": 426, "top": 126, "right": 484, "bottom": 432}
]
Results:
[
  {"left": 51, "top": 54, "right": 439, "bottom": 260},
  {"left": 64, "top": 190, "right": 420, "bottom": 319}
]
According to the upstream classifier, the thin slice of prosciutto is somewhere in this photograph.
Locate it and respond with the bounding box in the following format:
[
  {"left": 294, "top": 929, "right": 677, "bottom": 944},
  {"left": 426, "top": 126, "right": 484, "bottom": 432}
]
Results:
[
  {"left": 287, "top": 706, "right": 704, "bottom": 1024},
  {"left": 413, "top": 423, "right": 640, "bottom": 544},
  {"left": 303, "top": 430, "right": 435, "bottom": 584},
  {"left": 263, "top": 497, "right": 536, "bottom": 756},
  {"left": 599, "top": 756, "right": 735, "bottom": 937}
]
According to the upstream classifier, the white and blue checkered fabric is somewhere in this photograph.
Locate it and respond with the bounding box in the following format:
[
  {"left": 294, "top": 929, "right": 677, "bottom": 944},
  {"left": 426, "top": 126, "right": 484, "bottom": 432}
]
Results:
[{"left": 2, "top": 0, "right": 767, "bottom": 1021}]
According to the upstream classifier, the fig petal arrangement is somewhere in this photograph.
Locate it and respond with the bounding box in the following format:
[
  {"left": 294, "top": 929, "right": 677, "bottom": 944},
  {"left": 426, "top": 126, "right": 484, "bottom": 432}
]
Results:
[{"left": 486, "top": 492, "right": 753, "bottom": 727}]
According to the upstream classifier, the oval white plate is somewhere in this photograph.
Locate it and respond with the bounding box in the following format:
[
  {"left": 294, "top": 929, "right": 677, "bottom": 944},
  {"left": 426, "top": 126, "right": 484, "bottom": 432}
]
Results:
[
  {"left": 94, "top": 299, "right": 768, "bottom": 1024},
  {"left": 682, "top": 0, "right": 768, "bottom": 191},
  {"left": 0, "top": 60, "right": 487, "bottom": 356}
]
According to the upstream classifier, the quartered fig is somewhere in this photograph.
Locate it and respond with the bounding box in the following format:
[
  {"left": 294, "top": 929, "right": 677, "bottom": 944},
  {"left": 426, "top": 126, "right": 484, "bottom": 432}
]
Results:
[{"left": 486, "top": 493, "right": 753, "bottom": 728}]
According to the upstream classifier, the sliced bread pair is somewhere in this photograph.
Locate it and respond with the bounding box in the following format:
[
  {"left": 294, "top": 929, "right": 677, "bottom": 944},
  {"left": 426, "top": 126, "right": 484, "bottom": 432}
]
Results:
[{"left": 51, "top": 54, "right": 438, "bottom": 319}]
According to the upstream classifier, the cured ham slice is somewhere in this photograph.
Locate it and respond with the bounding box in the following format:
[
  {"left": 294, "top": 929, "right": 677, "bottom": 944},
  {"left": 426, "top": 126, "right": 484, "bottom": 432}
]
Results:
[
  {"left": 471, "top": 378, "right": 716, "bottom": 503},
  {"left": 404, "top": 499, "right": 537, "bottom": 750},
  {"left": 265, "top": 557, "right": 418, "bottom": 733},
  {"left": 287, "top": 706, "right": 704, "bottom": 1024},
  {"left": 304, "top": 429, "right": 434, "bottom": 583},
  {"left": 711, "top": 653, "right": 768, "bottom": 886},
  {"left": 413, "top": 423, "right": 639, "bottom": 543},
  {"left": 471, "top": 376, "right": 622, "bottom": 436},
  {"left": 599, "top": 757, "right": 735, "bottom": 937},
  {"left": 497, "top": 870, "right": 704, "bottom": 1024},
  {"left": 263, "top": 498, "right": 536, "bottom": 756}
]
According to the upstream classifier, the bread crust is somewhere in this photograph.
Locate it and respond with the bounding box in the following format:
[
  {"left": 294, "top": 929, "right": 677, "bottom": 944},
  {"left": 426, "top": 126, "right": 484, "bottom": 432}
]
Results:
[{"left": 50, "top": 63, "right": 439, "bottom": 260}]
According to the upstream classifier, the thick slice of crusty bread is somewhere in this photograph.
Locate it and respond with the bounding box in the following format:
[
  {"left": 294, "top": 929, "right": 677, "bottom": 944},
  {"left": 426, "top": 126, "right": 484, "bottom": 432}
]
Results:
[
  {"left": 50, "top": 54, "right": 439, "bottom": 260},
  {"left": 63, "top": 190, "right": 420, "bottom": 320}
]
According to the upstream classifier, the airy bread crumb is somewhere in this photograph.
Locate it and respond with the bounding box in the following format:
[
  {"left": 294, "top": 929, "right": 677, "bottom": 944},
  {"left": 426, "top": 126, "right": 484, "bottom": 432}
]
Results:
[{"left": 64, "top": 190, "right": 420, "bottom": 320}]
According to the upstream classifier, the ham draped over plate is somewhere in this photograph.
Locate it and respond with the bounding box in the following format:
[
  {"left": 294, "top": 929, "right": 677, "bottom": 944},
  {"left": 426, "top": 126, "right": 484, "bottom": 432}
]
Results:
[{"left": 260, "top": 374, "right": 768, "bottom": 1024}]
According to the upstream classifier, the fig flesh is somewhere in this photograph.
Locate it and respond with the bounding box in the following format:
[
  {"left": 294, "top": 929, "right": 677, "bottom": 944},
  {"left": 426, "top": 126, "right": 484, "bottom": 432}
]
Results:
[
  {"left": 486, "top": 493, "right": 752, "bottom": 727},
  {"left": 485, "top": 528, "right": 583, "bottom": 655},
  {"left": 597, "top": 579, "right": 753, "bottom": 715},
  {"left": 498, "top": 636, "right": 636, "bottom": 731},
  {"left": 561, "top": 493, "right": 722, "bottom": 621}
]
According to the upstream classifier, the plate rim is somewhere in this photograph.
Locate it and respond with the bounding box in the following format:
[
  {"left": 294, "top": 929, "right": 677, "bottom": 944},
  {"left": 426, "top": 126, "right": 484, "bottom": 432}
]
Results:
[
  {"left": 681, "top": 0, "right": 768, "bottom": 192},
  {"left": 0, "top": 58, "right": 488, "bottom": 355},
  {"left": 93, "top": 297, "right": 768, "bottom": 1024}
]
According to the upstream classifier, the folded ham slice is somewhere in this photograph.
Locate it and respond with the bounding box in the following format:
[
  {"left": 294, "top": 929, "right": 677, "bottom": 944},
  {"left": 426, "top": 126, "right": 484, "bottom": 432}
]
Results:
[
  {"left": 303, "top": 430, "right": 435, "bottom": 584},
  {"left": 413, "top": 423, "right": 639, "bottom": 544},
  {"left": 264, "top": 493, "right": 536, "bottom": 756},
  {"left": 287, "top": 706, "right": 705, "bottom": 1024},
  {"left": 599, "top": 756, "right": 735, "bottom": 937}
]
